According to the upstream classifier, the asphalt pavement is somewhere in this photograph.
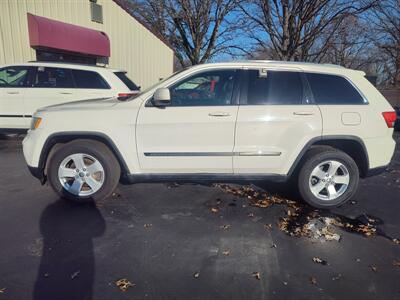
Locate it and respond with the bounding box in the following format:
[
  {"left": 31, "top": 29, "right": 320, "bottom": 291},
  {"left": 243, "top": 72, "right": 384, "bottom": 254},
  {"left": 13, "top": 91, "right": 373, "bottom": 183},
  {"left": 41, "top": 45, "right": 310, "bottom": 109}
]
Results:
[{"left": 0, "top": 133, "right": 399, "bottom": 300}]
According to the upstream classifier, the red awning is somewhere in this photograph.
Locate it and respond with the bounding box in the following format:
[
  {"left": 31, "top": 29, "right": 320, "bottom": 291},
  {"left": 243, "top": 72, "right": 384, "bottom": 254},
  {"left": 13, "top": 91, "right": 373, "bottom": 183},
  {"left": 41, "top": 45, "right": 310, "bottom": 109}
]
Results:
[{"left": 27, "top": 13, "right": 110, "bottom": 57}]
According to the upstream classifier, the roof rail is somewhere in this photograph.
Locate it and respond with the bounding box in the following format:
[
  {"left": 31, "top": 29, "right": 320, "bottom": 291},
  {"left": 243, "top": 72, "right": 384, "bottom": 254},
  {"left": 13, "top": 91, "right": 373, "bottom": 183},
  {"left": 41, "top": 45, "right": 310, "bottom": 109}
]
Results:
[{"left": 27, "top": 61, "right": 107, "bottom": 67}]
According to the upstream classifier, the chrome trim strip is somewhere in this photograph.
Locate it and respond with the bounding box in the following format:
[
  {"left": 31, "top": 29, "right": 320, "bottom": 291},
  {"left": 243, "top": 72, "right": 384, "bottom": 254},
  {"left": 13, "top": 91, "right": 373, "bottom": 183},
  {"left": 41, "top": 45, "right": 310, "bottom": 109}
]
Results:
[
  {"left": 238, "top": 151, "right": 281, "bottom": 156},
  {"left": 144, "top": 151, "right": 282, "bottom": 157},
  {"left": 144, "top": 152, "right": 232, "bottom": 157}
]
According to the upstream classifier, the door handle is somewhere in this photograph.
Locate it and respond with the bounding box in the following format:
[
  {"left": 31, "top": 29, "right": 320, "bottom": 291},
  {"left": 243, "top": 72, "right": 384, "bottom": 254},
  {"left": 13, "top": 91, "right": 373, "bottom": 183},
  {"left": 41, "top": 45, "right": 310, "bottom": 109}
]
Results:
[
  {"left": 293, "top": 111, "right": 314, "bottom": 116},
  {"left": 208, "top": 112, "right": 230, "bottom": 117},
  {"left": 6, "top": 91, "right": 19, "bottom": 94}
]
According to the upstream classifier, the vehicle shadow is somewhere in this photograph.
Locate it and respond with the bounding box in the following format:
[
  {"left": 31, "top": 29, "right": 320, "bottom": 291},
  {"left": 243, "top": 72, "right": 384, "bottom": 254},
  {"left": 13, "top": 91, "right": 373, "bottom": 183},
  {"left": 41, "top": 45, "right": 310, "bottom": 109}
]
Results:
[{"left": 33, "top": 199, "right": 105, "bottom": 300}]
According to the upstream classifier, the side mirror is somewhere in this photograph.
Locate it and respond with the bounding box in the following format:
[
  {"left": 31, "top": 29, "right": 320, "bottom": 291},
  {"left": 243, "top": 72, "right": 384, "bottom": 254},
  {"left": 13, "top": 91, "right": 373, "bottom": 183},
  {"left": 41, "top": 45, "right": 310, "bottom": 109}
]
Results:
[{"left": 152, "top": 88, "right": 171, "bottom": 107}]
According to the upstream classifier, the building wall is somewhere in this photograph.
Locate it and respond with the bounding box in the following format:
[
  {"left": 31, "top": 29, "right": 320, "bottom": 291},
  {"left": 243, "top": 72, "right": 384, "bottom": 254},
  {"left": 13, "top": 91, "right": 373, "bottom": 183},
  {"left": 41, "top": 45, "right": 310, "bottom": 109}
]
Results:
[{"left": 0, "top": 0, "right": 174, "bottom": 88}]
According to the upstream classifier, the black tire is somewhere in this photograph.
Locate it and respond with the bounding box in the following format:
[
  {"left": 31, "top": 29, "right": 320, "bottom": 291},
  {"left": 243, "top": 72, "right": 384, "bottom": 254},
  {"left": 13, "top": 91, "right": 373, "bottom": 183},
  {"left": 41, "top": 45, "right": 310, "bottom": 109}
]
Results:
[
  {"left": 297, "top": 146, "right": 359, "bottom": 208},
  {"left": 47, "top": 139, "right": 121, "bottom": 203}
]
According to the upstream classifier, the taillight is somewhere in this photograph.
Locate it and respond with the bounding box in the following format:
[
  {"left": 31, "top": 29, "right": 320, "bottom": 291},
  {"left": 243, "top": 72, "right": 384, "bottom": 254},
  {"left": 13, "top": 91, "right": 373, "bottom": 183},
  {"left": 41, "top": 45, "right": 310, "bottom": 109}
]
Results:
[
  {"left": 117, "top": 92, "right": 136, "bottom": 100},
  {"left": 382, "top": 111, "right": 397, "bottom": 128}
]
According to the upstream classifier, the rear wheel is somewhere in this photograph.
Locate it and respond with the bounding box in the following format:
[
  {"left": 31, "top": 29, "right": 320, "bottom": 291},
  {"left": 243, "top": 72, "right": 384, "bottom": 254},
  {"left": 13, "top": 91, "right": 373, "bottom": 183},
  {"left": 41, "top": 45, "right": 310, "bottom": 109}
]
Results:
[
  {"left": 47, "top": 140, "right": 120, "bottom": 203},
  {"left": 297, "top": 147, "right": 359, "bottom": 208}
]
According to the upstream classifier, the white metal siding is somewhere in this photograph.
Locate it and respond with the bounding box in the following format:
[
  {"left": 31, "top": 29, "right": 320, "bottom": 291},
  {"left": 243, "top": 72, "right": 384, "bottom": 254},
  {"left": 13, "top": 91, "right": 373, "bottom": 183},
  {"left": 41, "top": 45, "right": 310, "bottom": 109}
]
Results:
[{"left": 0, "top": 0, "right": 174, "bottom": 88}]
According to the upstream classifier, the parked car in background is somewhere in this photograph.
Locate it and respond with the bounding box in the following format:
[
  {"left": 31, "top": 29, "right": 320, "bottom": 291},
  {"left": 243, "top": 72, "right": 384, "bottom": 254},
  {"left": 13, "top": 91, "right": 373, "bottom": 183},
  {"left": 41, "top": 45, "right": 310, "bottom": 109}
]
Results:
[
  {"left": 0, "top": 62, "right": 140, "bottom": 132},
  {"left": 23, "top": 61, "right": 396, "bottom": 208}
]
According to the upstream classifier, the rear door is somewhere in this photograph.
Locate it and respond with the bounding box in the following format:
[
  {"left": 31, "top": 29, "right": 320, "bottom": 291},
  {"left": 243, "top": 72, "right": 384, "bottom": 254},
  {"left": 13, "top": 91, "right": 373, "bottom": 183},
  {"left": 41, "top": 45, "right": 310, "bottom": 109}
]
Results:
[
  {"left": 233, "top": 69, "right": 322, "bottom": 175},
  {"left": 0, "top": 66, "right": 30, "bottom": 129},
  {"left": 24, "top": 67, "right": 113, "bottom": 121}
]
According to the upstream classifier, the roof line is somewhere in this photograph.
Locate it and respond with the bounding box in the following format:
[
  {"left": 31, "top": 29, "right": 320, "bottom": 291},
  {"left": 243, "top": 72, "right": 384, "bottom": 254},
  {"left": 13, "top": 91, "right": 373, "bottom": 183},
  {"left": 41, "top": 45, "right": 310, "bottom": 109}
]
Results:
[{"left": 112, "top": 0, "right": 174, "bottom": 52}]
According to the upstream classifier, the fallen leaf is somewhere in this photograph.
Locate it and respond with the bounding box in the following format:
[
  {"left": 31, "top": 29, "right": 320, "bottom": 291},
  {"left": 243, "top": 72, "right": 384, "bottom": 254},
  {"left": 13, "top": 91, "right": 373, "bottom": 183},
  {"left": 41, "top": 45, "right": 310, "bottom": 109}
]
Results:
[
  {"left": 332, "top": 274, "right": 342, "bottom": 281},
  {"left": 252, "top": 272, "right": 261, "bottom": 280},
  {"left": 193, "top": 272, "right": 200, "bottom": 278},
  {"left": 71, "top": 271, "right": 80, "bottom": 280},
  {"left": 222, "top": 250, "right": 230, "bottom": 256},
  {"left": 271, "top": 243, "right": 277, "bottom": 248},
  {"left": 220, "top": 224, "right": 231, "bottom": 230},
  {"left": 283, "top": 281, "right": 288, "bottom": 286},
  {"left": 312, "top": 257, "right": 328, "bottom": 265},
  {"left": 0, "top": 288, "right": 5, "bottom": 294},
  {"left": 264, "top": 224, "right": 273, "bottom": 230},
  {"left": 143, "top": 224, "right": 152, "bottom": 228},
  {"left": 393, "top": 260, "right": 400, "bottom": 267},
  {"left": 310, "top": 276, "right": 317, "bottom": 285},
  {"left": 370, "top": 265, "right": 378, "bottom": 273},
  {"left": 248, "top": 212, "right": 255, "bottom": 217},
  {"left": 115, "top": 278, "right": 135, "bottom": 291},
  {"left": 393, "top": 239, "right": 400, "bottom": 245},
  {"left": 210, "top": 207, "right": 219, "bottom": 213}
]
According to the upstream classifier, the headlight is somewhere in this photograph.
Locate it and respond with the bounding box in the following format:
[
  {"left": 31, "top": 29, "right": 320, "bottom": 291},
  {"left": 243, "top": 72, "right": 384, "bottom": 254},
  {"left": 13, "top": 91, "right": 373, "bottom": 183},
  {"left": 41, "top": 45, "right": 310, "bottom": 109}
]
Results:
[{"left": 30, "top": 117, "right": 42, "bottom": 130}]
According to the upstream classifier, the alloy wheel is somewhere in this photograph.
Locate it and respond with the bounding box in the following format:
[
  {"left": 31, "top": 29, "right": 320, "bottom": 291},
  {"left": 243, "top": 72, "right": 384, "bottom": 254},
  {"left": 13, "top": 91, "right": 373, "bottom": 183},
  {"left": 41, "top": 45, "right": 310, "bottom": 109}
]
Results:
[{"left": 58, "top": 153, "right": 105, "bottom": 196}]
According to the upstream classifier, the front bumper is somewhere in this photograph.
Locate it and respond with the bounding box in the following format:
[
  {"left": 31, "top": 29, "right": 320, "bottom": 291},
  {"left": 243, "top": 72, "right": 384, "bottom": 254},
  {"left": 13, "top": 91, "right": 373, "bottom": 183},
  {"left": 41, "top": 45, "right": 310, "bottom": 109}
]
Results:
[{"left": 27, "top": 165, "right": 46, "bottom": 184}]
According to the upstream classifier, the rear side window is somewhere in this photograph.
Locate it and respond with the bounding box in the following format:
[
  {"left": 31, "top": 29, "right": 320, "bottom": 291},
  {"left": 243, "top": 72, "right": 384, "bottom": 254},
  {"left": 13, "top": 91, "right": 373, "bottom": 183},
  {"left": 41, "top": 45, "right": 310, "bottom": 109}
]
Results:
[
  {"left": 33, "top": 67, "right": 74, "bottom": 88},
  {"left": 114, "top": 72, "right": 139, "bottom": 90},
  {"left": 247, "top": 70, "right": 303, "bottom": 105},
  {"left": 72, "top": 70, "right": 110, "bottom": 89},
  {"left": 306, "top": 73, "right": 365, "bottom": 104}
]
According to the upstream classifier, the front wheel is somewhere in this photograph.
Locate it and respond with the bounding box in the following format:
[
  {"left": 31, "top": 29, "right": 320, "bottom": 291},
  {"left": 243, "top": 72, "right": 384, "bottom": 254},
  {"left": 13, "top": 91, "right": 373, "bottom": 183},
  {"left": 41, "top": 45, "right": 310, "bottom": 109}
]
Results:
[
  {"left": 47, "top": 140, "right": 120, "bottom": 203},
  {"left": 297, "top": 147, "right": 359, "bottom": 208}
]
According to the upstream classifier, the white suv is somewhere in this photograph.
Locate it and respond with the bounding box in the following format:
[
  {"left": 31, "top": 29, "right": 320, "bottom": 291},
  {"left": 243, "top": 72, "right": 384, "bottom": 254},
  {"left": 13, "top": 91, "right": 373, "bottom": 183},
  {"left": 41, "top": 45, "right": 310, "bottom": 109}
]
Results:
[
  {"left": 0, "top": 62, "right": 139, "bottom": 132},
  {"left": 22, "top": 61, "right": 396, "bottom": 208}
]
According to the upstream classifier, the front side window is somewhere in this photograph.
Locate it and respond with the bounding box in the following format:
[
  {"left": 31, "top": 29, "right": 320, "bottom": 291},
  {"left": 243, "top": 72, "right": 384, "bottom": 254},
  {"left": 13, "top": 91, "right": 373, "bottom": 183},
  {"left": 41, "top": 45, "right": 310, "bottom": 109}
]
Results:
[
  {"left": 169, "top": 70, "right": 237, "bottom": 106},
  {"left": 33, "top": 67, "right": 74, "bottom": 88},
  {"left": 72, "top": 70, "right": 110, "bottom": 89},
  {"left": 0, "top": 66, "right": 30, "bottom": 87},
  {"left": 306, "top": 73, "right": 365, "bottom": 104},
  {"left": 247, "top": 70, "right": 303, "bottom": 105}
]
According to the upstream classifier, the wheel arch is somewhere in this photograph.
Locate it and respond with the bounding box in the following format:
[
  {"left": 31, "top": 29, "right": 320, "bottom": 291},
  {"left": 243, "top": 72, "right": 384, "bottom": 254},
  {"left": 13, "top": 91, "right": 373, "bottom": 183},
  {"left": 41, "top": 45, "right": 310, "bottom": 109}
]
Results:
[
  {"left": 288, "top": 135, "right": 369, "bottom": 179},
  {"left": 38, "top": 132, "right": 130, "bottom": 183}
]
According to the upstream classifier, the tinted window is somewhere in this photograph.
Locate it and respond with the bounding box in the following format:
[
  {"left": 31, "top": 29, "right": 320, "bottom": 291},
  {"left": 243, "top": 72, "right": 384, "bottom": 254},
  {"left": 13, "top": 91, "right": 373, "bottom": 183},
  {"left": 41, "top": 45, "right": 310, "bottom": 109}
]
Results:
[
  {"left": 33, "top": 67, "right": 74, "bottom": 88},
  {"left": 114, "top": 72, "right": 139, "bottom": 90},
  {"left": 0, "top": 66, "right": 30, "bottom": 87},
  {"left": 247, "top": 70, "right": 303, "bottom": 105},
  {"left": 306, "top": 73, "right": 364, "bottom": 104},
  {"left": 169, "top": 70, "right": 237, "bottom": 106},
  {"left": 72, "top": 70, "right": 110, "bottom": 89}
]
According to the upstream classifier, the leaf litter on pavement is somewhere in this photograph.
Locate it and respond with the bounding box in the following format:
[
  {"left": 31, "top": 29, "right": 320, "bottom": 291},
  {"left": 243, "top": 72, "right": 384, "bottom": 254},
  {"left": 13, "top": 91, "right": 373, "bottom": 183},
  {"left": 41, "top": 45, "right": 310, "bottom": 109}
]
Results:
[{"left": 213, "top": 184, "right": 398, "bottom": 243}]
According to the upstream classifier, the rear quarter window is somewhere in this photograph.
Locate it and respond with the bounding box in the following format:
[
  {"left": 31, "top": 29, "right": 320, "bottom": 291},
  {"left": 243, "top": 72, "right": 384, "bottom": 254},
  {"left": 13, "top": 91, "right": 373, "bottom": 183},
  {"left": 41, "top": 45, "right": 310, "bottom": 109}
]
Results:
[
  {"left": 114, "top": 72, "right": 139, "bottom": 91},
  {"left": 71, "top": 70, "right": 110, "bottom": 89},
  {"left": 306, "top": 73, "right": 365, "bottom": 104}
]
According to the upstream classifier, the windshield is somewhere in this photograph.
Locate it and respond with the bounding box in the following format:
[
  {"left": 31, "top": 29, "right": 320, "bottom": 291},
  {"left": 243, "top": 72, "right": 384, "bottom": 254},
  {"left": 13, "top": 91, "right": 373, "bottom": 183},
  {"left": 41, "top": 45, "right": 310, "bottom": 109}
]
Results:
[{"left": 131, "top": 68, "right": 189, "bottom": 98}]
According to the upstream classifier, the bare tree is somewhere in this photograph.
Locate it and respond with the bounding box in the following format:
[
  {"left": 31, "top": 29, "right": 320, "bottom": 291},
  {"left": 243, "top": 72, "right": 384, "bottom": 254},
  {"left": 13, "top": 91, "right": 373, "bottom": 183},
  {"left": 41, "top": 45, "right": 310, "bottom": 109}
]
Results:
[
  {"left": 240, "top": 0, "right": 377, "bottom": 62},
  {"left": 369, "top": 0, "right": 400, "bottom": 87},
  {"left": 129, "top": 0, "right": 241, "bottom": 68}
]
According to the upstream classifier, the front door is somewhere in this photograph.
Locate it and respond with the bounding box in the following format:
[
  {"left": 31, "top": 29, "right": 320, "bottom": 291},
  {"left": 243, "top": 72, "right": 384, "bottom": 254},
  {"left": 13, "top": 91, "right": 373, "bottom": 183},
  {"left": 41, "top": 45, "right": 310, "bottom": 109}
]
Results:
[
  {"left": 0, "top": 66, "right": 30, "bottom": 130},
  {"left": 136, "top": 69, "right": 240, "bottom": 173}
]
